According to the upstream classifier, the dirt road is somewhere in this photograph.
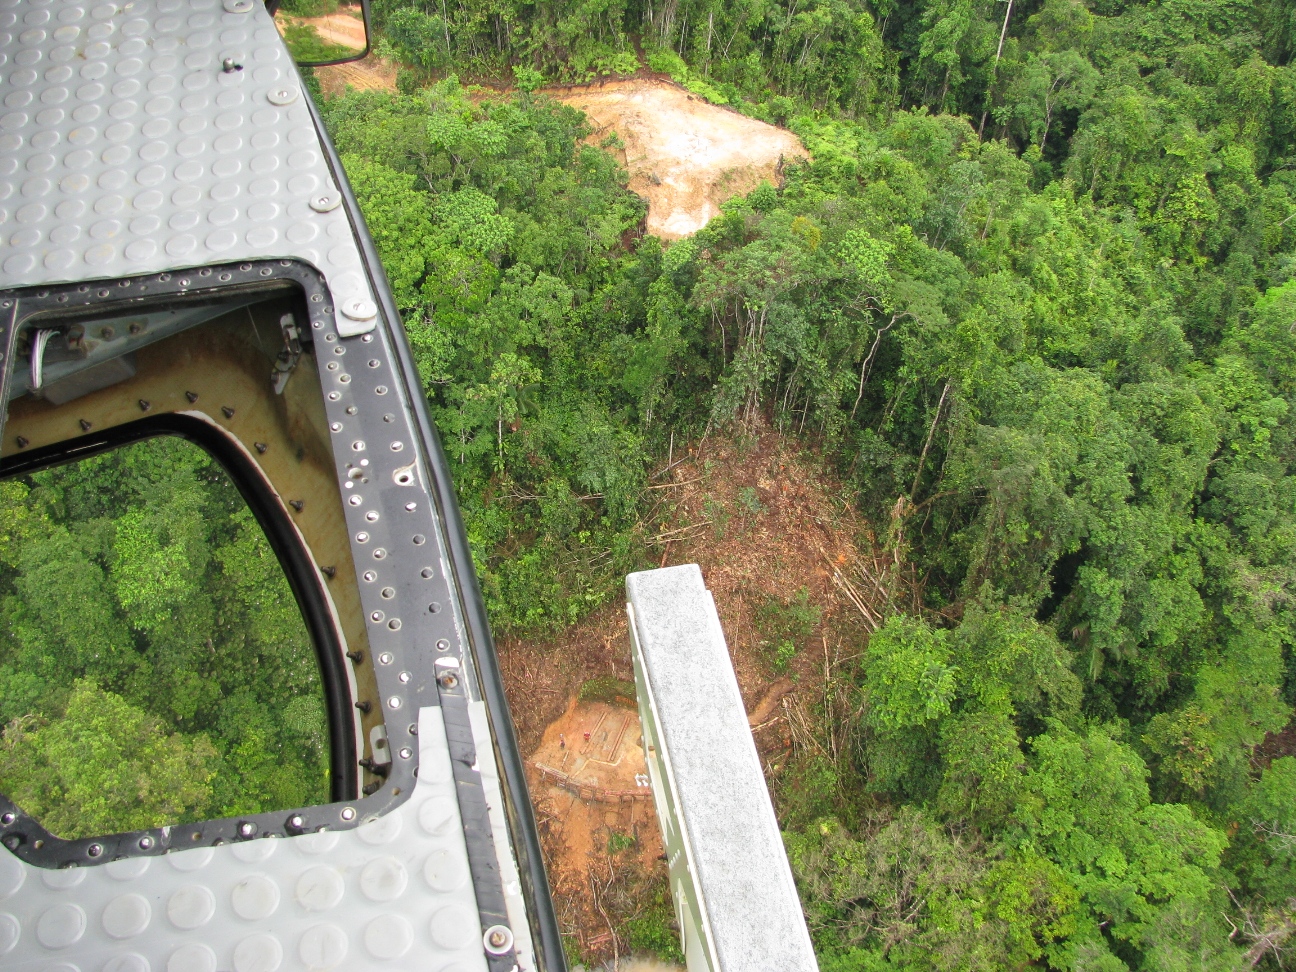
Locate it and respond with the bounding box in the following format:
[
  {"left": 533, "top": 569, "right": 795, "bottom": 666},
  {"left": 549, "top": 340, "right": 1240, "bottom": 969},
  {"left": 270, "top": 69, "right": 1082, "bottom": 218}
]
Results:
[{"left": 549, "top": 80, "right": 807, "bottom": 239}]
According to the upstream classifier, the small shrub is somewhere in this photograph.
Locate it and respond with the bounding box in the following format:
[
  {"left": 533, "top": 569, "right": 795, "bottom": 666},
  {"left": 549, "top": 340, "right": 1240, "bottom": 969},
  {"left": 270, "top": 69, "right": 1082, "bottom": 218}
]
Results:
[
  {"left": 757, "top": 587, "right": 821, "bottom": 673},
  {"left": 625, "top": 893, "right": 684, "bottom": 965}
]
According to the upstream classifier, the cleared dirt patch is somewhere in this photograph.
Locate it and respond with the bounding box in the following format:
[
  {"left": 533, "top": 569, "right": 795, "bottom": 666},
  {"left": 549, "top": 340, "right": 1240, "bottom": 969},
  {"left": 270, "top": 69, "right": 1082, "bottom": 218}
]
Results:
[
  {"left": 499, "top": 428, "right": 880, "bottom": 967},
  {"left": 548, "top": 80, "right": 807, "bottom": 239}
]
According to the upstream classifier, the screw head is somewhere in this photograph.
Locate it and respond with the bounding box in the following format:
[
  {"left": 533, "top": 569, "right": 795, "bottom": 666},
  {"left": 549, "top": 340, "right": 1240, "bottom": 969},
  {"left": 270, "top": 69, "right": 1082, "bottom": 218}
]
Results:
[
  {"left": 267, "top": 86, "right": 299, "bottom": 106},
  {"left": 484, "top": 925, "right": 514, "bottom": 955},
  {"left": 340, "top": 296, "right": 377, "bottom": 322},
  {"left": 138, "top": 836, "right": 154, "bottom": 850},
  {"left": 238, "top": 821, "right": 256, "bottom": 837},
  {"left": 309, "top": 191, "right": 341, "bottom": 213},
  {"left": 0, "top": 812, "right": 14, "bottom": 826}
]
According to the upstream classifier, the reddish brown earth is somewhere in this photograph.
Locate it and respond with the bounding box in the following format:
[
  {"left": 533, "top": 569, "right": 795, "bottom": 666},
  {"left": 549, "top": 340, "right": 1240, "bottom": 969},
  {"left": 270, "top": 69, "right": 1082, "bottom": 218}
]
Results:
[{"left": 498, "top": 429, "right": 891, "bottom": 967}]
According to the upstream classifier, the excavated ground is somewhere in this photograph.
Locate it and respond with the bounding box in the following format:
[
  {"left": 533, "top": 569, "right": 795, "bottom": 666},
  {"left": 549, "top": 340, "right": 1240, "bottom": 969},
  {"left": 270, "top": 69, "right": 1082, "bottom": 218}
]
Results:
[
  {"left": 498, "top": 429, "right": 882, "bottom": 968},
  {"left": 546, "top": 80, "right": 807, "bottom": 239}
]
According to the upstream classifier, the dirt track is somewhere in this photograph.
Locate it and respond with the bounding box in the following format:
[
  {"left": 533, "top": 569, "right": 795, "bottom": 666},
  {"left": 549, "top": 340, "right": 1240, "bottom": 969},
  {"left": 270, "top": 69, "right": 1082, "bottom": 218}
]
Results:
[{"left": 550, "top": 80, "right": 807, "bottom": 239}]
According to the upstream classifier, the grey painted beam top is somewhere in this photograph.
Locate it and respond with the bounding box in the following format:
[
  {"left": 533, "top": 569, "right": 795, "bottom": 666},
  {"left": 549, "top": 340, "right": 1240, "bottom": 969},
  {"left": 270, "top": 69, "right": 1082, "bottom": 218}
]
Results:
[{"left": 627, "top": 564, "right": 818, "bottom": 972}]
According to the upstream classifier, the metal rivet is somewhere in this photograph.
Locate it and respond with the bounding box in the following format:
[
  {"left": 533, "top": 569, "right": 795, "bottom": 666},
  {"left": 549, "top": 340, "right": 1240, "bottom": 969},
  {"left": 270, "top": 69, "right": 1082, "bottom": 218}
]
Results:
[
  {"left": 331, "top": 422, "right": 342, "bottom": 432},
  {"left": 349, "top": 495, "right": 362, "bottom": 506},
  {"left": 0, "top": 813, "right": 13, "bottom": 826},
  {"left": 340, "top": 807, "right": 356, "bottom": 821},
  {"left": 398, "top": 747, "right": 412, "bottom": 759},
  {"left": 380, "top": 587, "right": 394, "bottom": 599},
  {"left": 365, "top": 511, "right": 378, "bottom": 522},
  {"left": 405, "top": 502, "right": 417, "bottom": 511},
  {"left": 356, "top": 532, "right": 369, "bottom": 543},
  {"left": 375, "top": 385, "right": 388, "bottom": 395},
  {"left": 370, "top": 611, "right": 384, "bottom": 622},
  {"left": 436, "top": 638, "right": 449, "bottom": 650},
  {"left": 387, "top": 696, "right": 402, "bottom": 709},
  {"left": 429, "top": 603, "right": 442, "bottom": 615},
  {"left": 138, "top": 836, "right": 154, "bottom": 850},
  {"left": 388, "top": 618, "right": 401, "bottom": 631},
  {"left": 378, "top": 652, "right": 393, "bottom": 665},
  {"left": 362, "top": 571, "right": 377, "bottom": 582},
  {"left": 87, "top": 843, "right": 102, "bottom": 857},
  {"left": 421, "top": 568, "right": 434, "bottom": 579},
  {"left": 373, "top": 548, "right": 387, "bottom": 560},
  {"left": 288, "top": 814, "right": 304, "bottom": 829},
  {"left": 352, "top": 440, "right": 365, "bottom": 451},
  {"left": 398, "top": 671, "right": 411, "bottom": 683},
  {"left": 327, "top": 391, "right": 340, "bottom": 401},
  {"left": 390, "top": 441, "right": 404, "bottom": 452},
  {"left": 238, "top": 821, "right": 256, "bottom": 837},
  {"left": 412, "top": 535, "right": 426, "bottom": 545},
  {"left": 368, "top": 359, "right": 380, "bottom": 368}
]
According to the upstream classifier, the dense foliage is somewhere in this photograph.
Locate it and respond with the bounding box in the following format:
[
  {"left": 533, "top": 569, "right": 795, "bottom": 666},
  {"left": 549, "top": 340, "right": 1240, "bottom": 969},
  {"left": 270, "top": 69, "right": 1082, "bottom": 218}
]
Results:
[
  {"left": 0, "top": 438, "right": 329, "bottom": 837},
  {"left": 320, "top": 0, "right": 1296, "bottom": 960}
]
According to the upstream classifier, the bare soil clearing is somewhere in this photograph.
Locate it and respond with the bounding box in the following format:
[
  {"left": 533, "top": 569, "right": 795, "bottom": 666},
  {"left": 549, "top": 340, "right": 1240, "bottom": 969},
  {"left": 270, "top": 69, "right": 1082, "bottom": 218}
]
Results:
[
  {"left": 548, "top": 80, "right": 808, "bottom": 239},
  {"left": 499, "top": 429, "right": 880, "bottom": 967}
]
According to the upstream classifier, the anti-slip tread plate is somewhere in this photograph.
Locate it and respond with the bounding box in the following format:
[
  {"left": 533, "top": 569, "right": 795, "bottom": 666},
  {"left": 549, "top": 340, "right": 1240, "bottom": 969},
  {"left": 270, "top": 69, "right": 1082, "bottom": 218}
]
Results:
[
  {"left": 0, "top": 0, "right": 377, "bottom": 338},
  {"left": 0, "top": 707, "right": 490, "bottom": 972}
]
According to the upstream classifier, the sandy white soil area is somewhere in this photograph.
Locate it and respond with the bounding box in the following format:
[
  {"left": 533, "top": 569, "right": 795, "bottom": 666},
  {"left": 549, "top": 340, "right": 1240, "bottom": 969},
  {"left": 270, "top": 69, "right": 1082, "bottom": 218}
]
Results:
[{"left": 549, "top": 79, "right": 808, "bottom": 239}]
